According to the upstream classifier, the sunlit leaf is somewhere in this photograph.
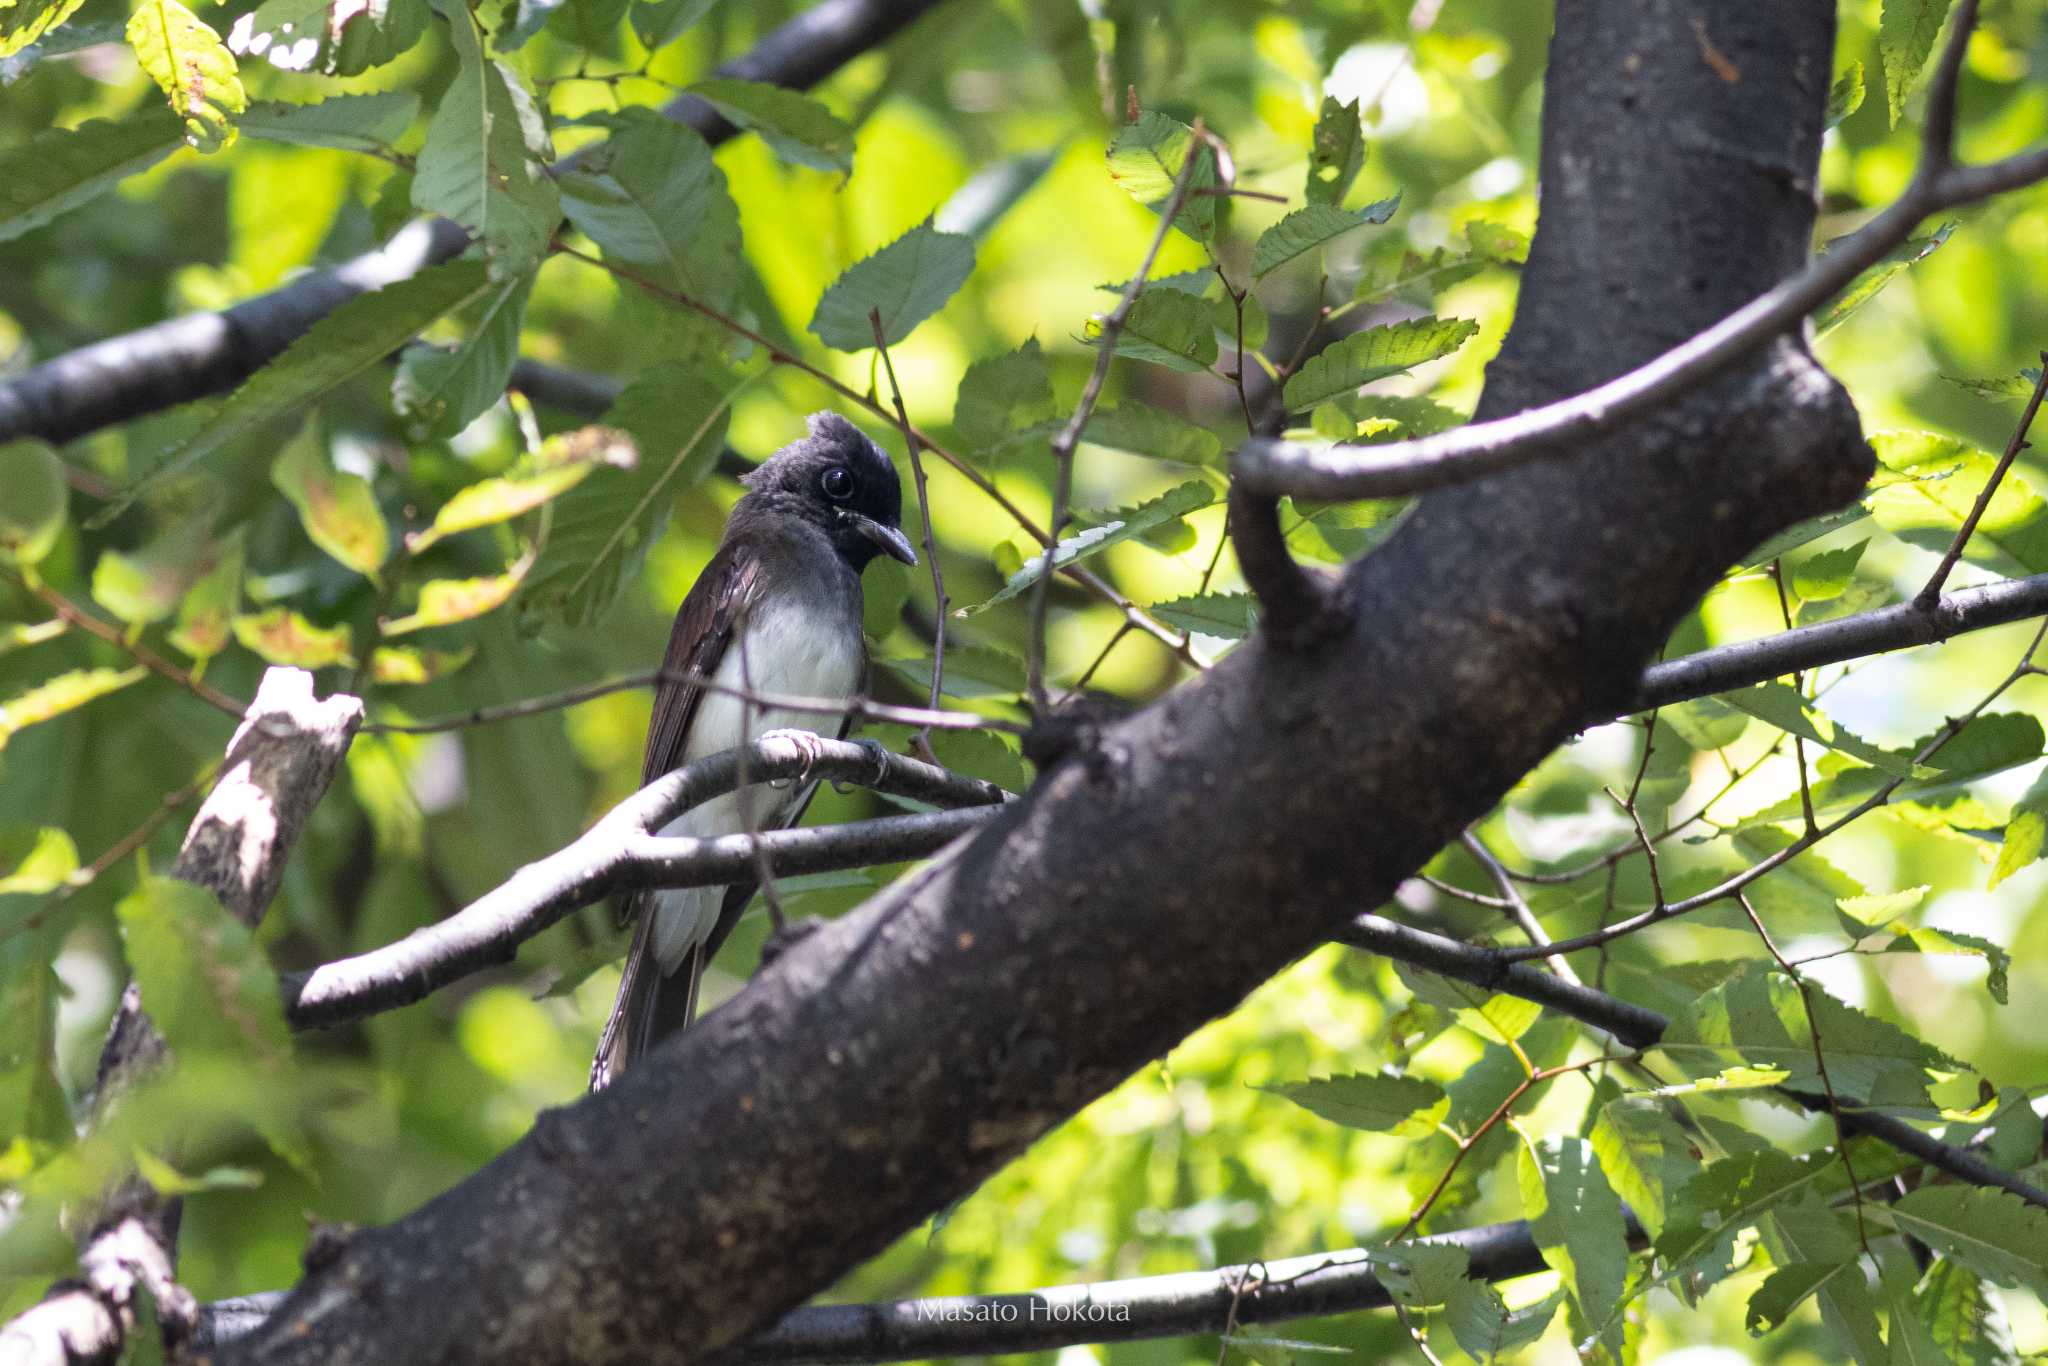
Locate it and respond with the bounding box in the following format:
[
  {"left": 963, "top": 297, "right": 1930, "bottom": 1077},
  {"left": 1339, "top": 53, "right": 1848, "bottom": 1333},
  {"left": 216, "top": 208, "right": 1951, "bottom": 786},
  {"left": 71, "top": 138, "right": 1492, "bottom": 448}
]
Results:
[
  {"left": 1282, "top": 317, "right": 1478, "bottom": 410},
  {"left": 961, "top": 482, "right": 1215, "bottom": 614},
  {"left": 127, "top": 0, "right": 245, "bottom": 152},
  {"left": 560, "top": 108, "right": 740, "bottom": 310},
  {"left": 1815, "top": 223, "right": 1952, "bottom": 334},
  {"left": 1991, "top": 768, "right": 2048, "bottom": 888},
  {"left": 412, "top": 2, "right": 554, "bottom": 271},
  {"left": 386, "top": 554, "right": 530, "bottom": 635},
  {"left": 1827, "top": 62, "right": 1865, "bottom": 128},
  {"left": 1252, "top": 198, "right": 1398, "bottom": 279},
  {"left": 1720, "top": 683, "right": 1924, "bottom": 777},
  {"left": 231, "top": 608, "right": 354, "bottom": 668},
  {"left": 0, "top": 0, "right": 85, "bottom": 58},
  {"left": 0, "top": 667, "right": 145, "bottom": 750},
  {"left": 1916, "top": 1256, "right": 2021, "bottom": 1366},
  {"left": 368, "top": 643, "right": 475, "bottom": 684},
  {"left": 411, "top": 427, "right": 633, "bottom": 553},
  {"left": 238, "top": 91, "right": 418, "bottom": 154},
  {"left": 272, "top": 427, "right": 389, "bottom": 577},
  {"left": 92, "top": 519, "right": 215, "bottom": 624},
  {"left": 0, "top": 112, "right": 183, "bottom": 242},
  {"left": 1870, "top": 428, "right": 2048, "bottom": 576},
  {"left": 1305, "top": 95, "right": 1364, "bottom": 206},
  {"left": 1878, "top": 0, "right": 1955, "bottom": 127},
  {"left": 0, "top": 826, "right": 78, "bottom": 895},
  {"left": 1263, "top": 1072, "right": 1447, "bottom": 1136},
  {"left": 686, "top": 77, "right": 853, "bottom": 174},
  {"left": 1589, "top": 1097, "right": 1698, "bottom": 1239},
  {"left": 228, "top": 0, "right": 427, "bottom": 75},
  {"left": 810, "top": 219, "right": 976, "bottom": 351},
  {"left": 1464, "top": 221, "right": 1528, "bottom": 265},
  {"left": 0, "top": 441, "right": 67, "bottom": 568},
  {"left": 168, "top": 532, "right": 244, "bottom": 661},
  {"left": 1105, "top": 110, "right": 1216, "bottom": 242},
  {"left": 1789, "top": 538, "right": 1867, "bottom": 600}
]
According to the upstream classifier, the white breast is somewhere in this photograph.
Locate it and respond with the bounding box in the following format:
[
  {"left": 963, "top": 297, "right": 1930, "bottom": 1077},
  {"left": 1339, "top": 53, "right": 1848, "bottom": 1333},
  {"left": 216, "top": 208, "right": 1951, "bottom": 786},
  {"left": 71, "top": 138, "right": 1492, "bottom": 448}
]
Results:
[{"left": 648, "top": 590, "right": 864, "bottom": 974}]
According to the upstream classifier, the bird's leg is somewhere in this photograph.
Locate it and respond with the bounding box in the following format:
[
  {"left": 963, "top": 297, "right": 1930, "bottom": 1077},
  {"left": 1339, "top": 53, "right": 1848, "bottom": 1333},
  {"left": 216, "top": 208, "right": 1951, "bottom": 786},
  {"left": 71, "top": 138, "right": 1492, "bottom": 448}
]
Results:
[{"left": 759, "top": 916, "right": 823, "bottom": 967}]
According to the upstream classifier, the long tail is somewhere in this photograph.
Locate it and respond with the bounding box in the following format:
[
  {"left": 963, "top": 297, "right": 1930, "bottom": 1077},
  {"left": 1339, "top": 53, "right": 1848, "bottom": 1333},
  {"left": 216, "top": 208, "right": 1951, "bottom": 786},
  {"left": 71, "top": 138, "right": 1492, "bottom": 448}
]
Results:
[{"left": 589, "top": 907, "right": 704, "bottom": 1092}]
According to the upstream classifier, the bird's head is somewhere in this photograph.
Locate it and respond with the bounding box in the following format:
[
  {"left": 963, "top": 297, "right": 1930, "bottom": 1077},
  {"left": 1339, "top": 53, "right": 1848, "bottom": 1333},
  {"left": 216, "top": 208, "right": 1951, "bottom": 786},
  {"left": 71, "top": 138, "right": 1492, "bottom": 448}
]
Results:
[{"left": 740, "top": 411, "right": 917, "bottom": 570}]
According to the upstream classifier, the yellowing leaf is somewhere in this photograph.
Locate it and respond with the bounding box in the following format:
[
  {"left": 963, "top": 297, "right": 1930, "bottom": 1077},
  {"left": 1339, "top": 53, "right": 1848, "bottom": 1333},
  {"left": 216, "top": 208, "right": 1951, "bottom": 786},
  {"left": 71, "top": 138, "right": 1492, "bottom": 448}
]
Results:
[
  {"left": 127, "top": 0, "right": 246, "bottom": 153},
  {"left": 0, "top": 826, "right": 79, "bottom": 894},
  {"left": 368, "top": 643, "right": 475, "bottom": 684},
  {"left": 231, "top": 608, "right": 354, "bottom": 668},
  {"left": 0, "top": 441, "right": 67, "bottom": 569},
  {"left": 168, "top": 531, "right": 244, "bottom": 660},
  {"left": 0, "top": 667, "right": 146, "bottom": 750},
  {"left": 408, "top": 427, "right": 634, "bottom": 553},
  {"left": 91, "top": 520, "right": 214, "bottom": 625},
  {"left": 272, "top": 430, "right": 388, "bottom": 577},
  {"left": 382, "top": 551, "right": 531, "bottom": 635}
]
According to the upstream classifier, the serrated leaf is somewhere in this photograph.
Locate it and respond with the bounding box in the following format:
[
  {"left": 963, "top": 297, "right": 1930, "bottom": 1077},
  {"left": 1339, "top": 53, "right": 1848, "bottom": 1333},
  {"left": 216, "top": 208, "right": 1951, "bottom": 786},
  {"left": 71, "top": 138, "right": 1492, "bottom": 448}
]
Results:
[
  {"left": 412, "top": 0, "right": 554, "bottom": 270},
  {"left": 1149, "top": 591, "right": 1255, "bottom": 640},
  {"left": 1880, "top": 924, "right": 2010, "bottom": 1004},
  {"left": 411, "top": 427, "right": 633, "bottom": 553},
  {"left": 1095, "top": 288, "right": 1218, "bottom": 373},
  {"left": 368, "top": 643, "right": 474, "bottom": 684},
  {"left": 1077, "top": 404, "right": 1221, "bottom": 466},
  {"left": 1281, "top": 317, "right": 1478, "bottom": 410},
  {"left": 386, "top": 555, "right": 529, "bottom": 635},
  {"left": 520, "top": 364, "right": 736, "bottom": 626},
  {"left": 960, "top": 482, "right": 1215, "bottom": 614},
  {"left": 170, "top": 531, "right": 243, "bottom": 660},
  {"left": 238, "top": 91, "right": 417, "bottom": 154},
  {"left": 1879, "top": 0, "right": 1955, "bottom": 127},
  {"left": 114, "top": 260, "right": 490, "bottom": 513},
  {"left": 1880, "top": 1187, "right": 2048, "bottom": 1294},
  {"left": 1252, "top": 198, "right": 1399, "bottom": 279},
  {"left": 1835, "top": 885, "right": 1930, "bottom": 935},
  {"left": 1305, "top": 95, "right": 1364, "bottom": 206},
  {"left": 1991, "top": 768, "right": 2048, "bottom": 888},
  {"left": 685, "top": 77, "right": 853, "bottom": 174},
  {"left": 1816, "top": 223, "right": 1952, "bottom": 334},
  {"left": 560, "top": 109, "right": 741, "bottom": 314},
  {"left": 1747, "top": 1259, "right": 1855, "bottom": 1334},
  {"left": 128, "top": 0, "right": 245, "bottom": 153},
  {"left": 1464, "top": 221, "right": 1528, "bottom": 265},
  {"left": 1444, "top": 1281, "right": 1560, "bottom": 1363},
  {"left": 1518, "top": 1135, "right": 1627, "bottom": 1355},
  {"left": 1916, "top": 1257, "right": 2020, "bottom": 1366},
  {"left": 1791, "top": 538, "right": 1868, "bottom": 600},
  {"left": 272, "top": 428, "right": 388, "bottom": 577},
  {"left": 0, "top": 826, "right": 77, "bottom": 895},
  {"left": 953, "top": 340, "right": 1055, "bottom": 457},
  {"left": 629, "top": 0, "right": 716, "bottom": 50},
  {"left": 1657, "top": 1149, "right": 1853, "bottom": 1272},
  {"left": 391, "top": 270, "right": 534, "bottom": 440},
  {"left": 0, "top": 441, "right": 67, "bottom": 567},
  {"left": 1263, "top": 1072, "right": 1447, "bottom": 1136},
  {"left": 0, "top": 667, "right": 145, "bottom": 750},
  {"left": 1764, "top": 1199, "right": 1886, "bottom": 1362},
  {"left": 1589, "top": 1098, "right": 1698, "bottom": 1239},
  {"left": 877, "top": 643, "right": 1026, "bottom": 700},
  {"left": 91, "top": 520, "right": 214, "bottom": 625},
  {"left": 810, "top": 219, "right": 975, "bottom": 351},
  {"left": 1721, "top": 683, "right": 1924, "bottom": 777},
  {"left": 1828, "top": 62, "right": 1866, "bottom": 128},
  {"left": 1639, "top": 1063, "right": 1793, "bottom": 1098},
  {"left": 1371, "top": 1241, "right": 1470, "bottom": 1308},
  {"left": 232, "top": 608, "right": 353, "bottom": 668},
  {"left": 116, "top": 875, "right": 291, "bottom": 1072},
  {"left": 228, "top": 0, "right": 427, "bottom": 75},
  {"left": 0, "top": 112, "right": 184, "bottom": 242},
  {"left": 1870, "top": 429, "right": 2048, "bottom": 576},
  {"left": 1740, "top": 505, "right": 1874, "bottom": 569},
  {"left": 1105, "top": 110, "right": 1216, "bottom": 242}
]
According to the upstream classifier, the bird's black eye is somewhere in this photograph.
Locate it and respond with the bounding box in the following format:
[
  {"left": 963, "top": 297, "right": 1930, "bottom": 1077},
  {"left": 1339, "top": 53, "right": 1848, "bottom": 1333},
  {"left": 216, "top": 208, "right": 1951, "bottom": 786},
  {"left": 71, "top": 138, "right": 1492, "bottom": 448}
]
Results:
[{"left": 820, "top": 466, "right": 856, "bottom": 501}]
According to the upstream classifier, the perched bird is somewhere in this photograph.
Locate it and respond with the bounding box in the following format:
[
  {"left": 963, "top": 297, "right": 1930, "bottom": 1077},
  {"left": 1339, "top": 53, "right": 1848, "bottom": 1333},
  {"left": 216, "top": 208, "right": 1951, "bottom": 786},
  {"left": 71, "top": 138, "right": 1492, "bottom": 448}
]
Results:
[{"left": 590, "top": 411, "right": 916, "bottom": 1090}]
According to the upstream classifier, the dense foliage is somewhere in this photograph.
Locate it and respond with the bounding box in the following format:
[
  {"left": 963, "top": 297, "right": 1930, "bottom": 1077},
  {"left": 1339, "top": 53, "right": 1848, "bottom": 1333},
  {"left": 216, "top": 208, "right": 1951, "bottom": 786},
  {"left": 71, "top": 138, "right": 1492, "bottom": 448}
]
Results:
[{"left": 3, "top": 0, "right": 2048, "bottom": 1360}]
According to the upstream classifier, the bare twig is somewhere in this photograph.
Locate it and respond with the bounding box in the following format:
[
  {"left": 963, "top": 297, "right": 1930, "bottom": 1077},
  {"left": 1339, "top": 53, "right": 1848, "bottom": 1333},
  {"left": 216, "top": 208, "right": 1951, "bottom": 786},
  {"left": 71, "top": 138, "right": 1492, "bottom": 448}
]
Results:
[
  {"left": 1458, "top": 830, "right": 1581, "bottom": 987},
  {"left": 1915, "top": 351, "right": 2048, "bottom": 605},
  {"left": 869, "top": 308, "right": 947, "bottom": 763},
  {"left": 15, "top": 577, "right": 248, "bottom": 718}
]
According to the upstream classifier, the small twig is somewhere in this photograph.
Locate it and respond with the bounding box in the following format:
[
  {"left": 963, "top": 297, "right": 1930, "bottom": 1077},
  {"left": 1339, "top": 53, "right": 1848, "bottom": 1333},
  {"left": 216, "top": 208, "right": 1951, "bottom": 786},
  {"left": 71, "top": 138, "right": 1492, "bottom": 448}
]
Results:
[
  {"left": 1770, "top": 561, "right": 1819, "bottom": 836},
  {"left": 1417, "top": 871, "right": 1514, "bottom": 911},
  {"left": 1026, "top": 117, "right": 1209, "bottom": 706},
  {"left": 869, "top": 308, "right": 947, "bottom": 764},
  {"left": 1458, "top": 830, "right": 1582, "bottom": 987},
  {"left": 3, "top": 766, "right": 217, "bottom": 941},
  {"left": 1734, "top": 891, "right": 1874, "bottom": 1259},
  {"left": 1915, "top": 351, "right": 2048, "bottom": 606},
  {"left": 1602, "top": 786, "right": 1666, "bottom": 909},
  {"left": 1068, "top": 622, "right": 1134, "bottom": 696},
  {"left": 15, "top": 577, "right": 248, "bottom": 718}
]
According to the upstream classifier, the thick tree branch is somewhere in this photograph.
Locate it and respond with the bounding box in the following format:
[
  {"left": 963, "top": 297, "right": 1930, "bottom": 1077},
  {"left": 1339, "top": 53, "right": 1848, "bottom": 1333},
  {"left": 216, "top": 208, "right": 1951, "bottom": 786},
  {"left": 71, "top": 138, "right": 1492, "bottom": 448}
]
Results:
[
  {"left": 279, "top": 734, "right": 1009, "bottom": 1030},
  {"left": 0, "top": 0, "right": 948, "bottom": 447},
  {"left": 1229, "top": 1, "right": 2037, "bottom": 503},
  {"left": 219, "top": 7, "right": 1881, "bottom": 1362}
]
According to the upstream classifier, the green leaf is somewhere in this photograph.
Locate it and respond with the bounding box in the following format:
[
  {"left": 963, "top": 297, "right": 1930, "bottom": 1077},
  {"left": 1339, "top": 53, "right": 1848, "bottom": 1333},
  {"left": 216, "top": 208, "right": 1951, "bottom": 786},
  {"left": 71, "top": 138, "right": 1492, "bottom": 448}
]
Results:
[
  {"left": 392, "top": 270, "right": 535, "bottom": 439},
  {"left": 227, "top": 0, "right": 427, "bottom": 75},
  {"left": 116, "top": 875, "right": 291, "bottom": 1070},
  {"left": 1444, "top": 1282, "right": 1562, "bottom": 1363},
  {"left": 1791, "top": 538, "right": 1868, "bottom": 600},
  {"left": 127, "top": 0, "right": 245, "bottom": 153},
  {"left": 1517, "top": 1135, "right": 1628, "bottom": 1354},
  {"left": 1870, "top": 429, "right": 2048, "bottom": 576},
  {"left": 232, "top": 608, "right": 353, "bottom": 668},
  {"left": 272, "top": 427, "right": 389, "bottom": 577},
  {"left": 1835, "top": 885, "right": 1931, "bottom": 936},
  {"left": 1764, "top": 1199, "right": 1886, "bottom": 1362},
  {"left": 1880, "top": 1187, "right": 2048, "bottom": 1294},
  {"left": 1740, "top": 505, "right": 1874, "bottom": 569},
  {"left": 1879, "top": 0, "right": 1955, "bottom": 127},
  {"left": 1721, "top": 683, "right": 1924, "bottom": 778},
  {"left": 1880, "top": 924, "right": 2010, "bottom": 1004},
  {"left": 1916, "top": 1257, "right": 2021, "bottom": 1366},
  {"left": 1940, "top": 367, "right": 2043, "bottom": 400},
  {"left": 1305, "top": 95, "right": 1364, "bottom": 206},
  {"left": 560, "top": 109, "right": 741, "bottom": 311},
  {"left": 1262, "top": 1072, "right": 1448, "bottom": 1136},
  {"left": 1747, "top": 1260, "right": 1856, "bottom": 1334},
  {"left": 0, "top": 922, "right": 70, "bottom": 1150},
  {"left": 1282, "top": 317, "right": 1478, "bottom": 410},
  {"left": 0, "top": 0, "right": 86, "bottom": 58},
  {"left": 1657, "top": 1148, "right": 1854, "bottom": 1272},
  {"left": 1464, "top": 221, "right": 1529, "bottom": 265},
  {"left": 1252, "top": 198, "right": 1399, "bottom": 279},
  {"left": 810, "top": 219, "right": 976, "bottom": 351},
  {"left": 0, "top": 441, "right": 67, "bottom": 567},
  {"left": 1395, "top": 963, "right": 1542, "bottom": 1043},
  {"left": 1105, "top": 110, "right": 1216, "bottom": 242},
  {"left": 1096, "top": 288, "right": 1219, "bottom": 373},
  {"left": 520, "top": 364, "right": 737, "bottom": 626},
  {"left": 1589, "top": 1097, "right": 1699, "bottom": 1239},
  {"left": 116, "top": 260, "right": 490, "bottom": 512},
  {"left": 685, "top": 78, "right": 853, "bottom": 175},
  {"left": 238, "top": 92, "right": 418, "bottom": 154},
  {"left": 1816, "top": 224, "right": 1952, "bottom": 334},
  {"left": 1991, "top": 768, "right": 2048, "bottom": 888},
  {"left": 0, "top": 112, "right": 184, "bottom": 242},
  {"left": 877, "top": 643, "right": 1026, "bottom": 701},
  {"left": 169, "top": 531, "right": 243, "bottom": 660},
  {"left": 1828, "top": 62, "right": 1866, "bottom": 128},
  {"left": 385, "top": 558, "right": 529, "bottom": 635},
  {"left": 953, "top": 340, "right": 1056, "bottom": 457},
  {"left": 0, "top": 667, "right": 145, "bottom": 750},
  {"left": 0, "top": 826, "right": 77, "bottom": 895},
  {"left": 412, "top": 0, "right": 556, "bottom": 271},
  {"left": 629, "top": 0, "right": 717, "bottom": 50},
  {"left": 1076, "top": 404, "right": 1221, "bottom": 466},
  {"left": 1149, "top": 591, "right": 1255, "bottom": 640},
  {"left": 368, "top": 643, "right": 474, "bottom": 684},
  {"left": 91, "top": 520, "right": 214, "bottom": 625},
  {"left": 1371, "top": 1241, "right": 1470, "bottom": 1308},
  {"left": 960, "top": 481, "right": 1216, "bottom": 614},
  {"left": 412, "top": 427, "right": 634, "bottom": 553}
]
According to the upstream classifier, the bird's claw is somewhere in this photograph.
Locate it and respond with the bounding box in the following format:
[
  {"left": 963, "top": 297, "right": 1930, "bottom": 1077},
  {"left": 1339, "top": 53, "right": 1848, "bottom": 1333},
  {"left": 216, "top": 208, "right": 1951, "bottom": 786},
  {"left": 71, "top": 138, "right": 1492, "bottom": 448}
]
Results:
[{"left": 758, "top": 915, "right": 824, "bottom": 968}]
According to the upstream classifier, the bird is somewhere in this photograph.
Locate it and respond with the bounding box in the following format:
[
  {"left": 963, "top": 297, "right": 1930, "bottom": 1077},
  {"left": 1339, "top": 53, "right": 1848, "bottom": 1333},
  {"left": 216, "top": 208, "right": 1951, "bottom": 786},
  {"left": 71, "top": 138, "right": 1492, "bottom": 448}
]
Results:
[{"left": 589, "top": 411, "right": 917, "bottom": 1091}]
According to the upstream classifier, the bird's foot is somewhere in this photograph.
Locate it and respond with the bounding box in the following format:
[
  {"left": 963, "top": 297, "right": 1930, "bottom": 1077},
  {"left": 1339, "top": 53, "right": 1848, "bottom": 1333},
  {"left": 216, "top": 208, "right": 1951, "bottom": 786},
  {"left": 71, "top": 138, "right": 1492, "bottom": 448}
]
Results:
[{"left": 759, "top": 916, "right": 824, "bottom": 968}]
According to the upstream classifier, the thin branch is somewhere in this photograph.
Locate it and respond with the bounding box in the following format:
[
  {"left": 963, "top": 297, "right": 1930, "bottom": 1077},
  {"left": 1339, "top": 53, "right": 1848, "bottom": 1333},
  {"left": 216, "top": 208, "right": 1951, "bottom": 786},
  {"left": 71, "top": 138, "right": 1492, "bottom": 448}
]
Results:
[
  {"left": 1026, "top": 116, "right": 1207, "bottom": 705},
  {"left": 1768, "top": 561, "right": 1820, "bottom": 835},
  {"left": 280, "top": 735, "right": 1010, "bottom": 1030},
  {"left": 869, "top": 308, "right": 948, "bottom": 762},
  {"left": 1915, "top": 350, "right": 2048, "bottom": 606},
  {"left": 15, "top": 576, "right": 248, "bottom": 718},
  {"left": 6, "top": 765, "right": 216, "bottom": 941},
  {"left": 1230, "top": 2, "right": 2045, "bottom": 502},
  {"left": 1458, "top": 830, "right": 1581, "bottom": 987}
]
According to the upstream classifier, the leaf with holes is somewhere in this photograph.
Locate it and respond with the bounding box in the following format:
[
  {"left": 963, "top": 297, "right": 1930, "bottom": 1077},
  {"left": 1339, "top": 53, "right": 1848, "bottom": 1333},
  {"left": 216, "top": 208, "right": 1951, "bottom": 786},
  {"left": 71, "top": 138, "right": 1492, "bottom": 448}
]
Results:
[
  {"left": 228, "top": 0, "right": 427, "bottom": 75},
  {"left": 1305, "top": 95, "right": 1364, "bottom": 206}
]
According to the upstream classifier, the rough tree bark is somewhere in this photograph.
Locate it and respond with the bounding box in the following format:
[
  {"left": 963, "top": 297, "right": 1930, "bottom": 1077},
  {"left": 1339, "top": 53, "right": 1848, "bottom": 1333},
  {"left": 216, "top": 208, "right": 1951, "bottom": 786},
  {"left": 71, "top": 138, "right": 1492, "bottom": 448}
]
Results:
[{"left": 220, "top": 4, "right": 1870, "bottom": 1362}]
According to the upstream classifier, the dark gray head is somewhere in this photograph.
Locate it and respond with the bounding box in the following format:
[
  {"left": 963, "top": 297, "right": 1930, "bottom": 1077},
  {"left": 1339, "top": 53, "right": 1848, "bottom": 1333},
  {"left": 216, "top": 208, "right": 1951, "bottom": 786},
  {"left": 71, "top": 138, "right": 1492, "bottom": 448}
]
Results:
[{"left": 737, "top": 412, "right": 917, "bottom": 570}]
